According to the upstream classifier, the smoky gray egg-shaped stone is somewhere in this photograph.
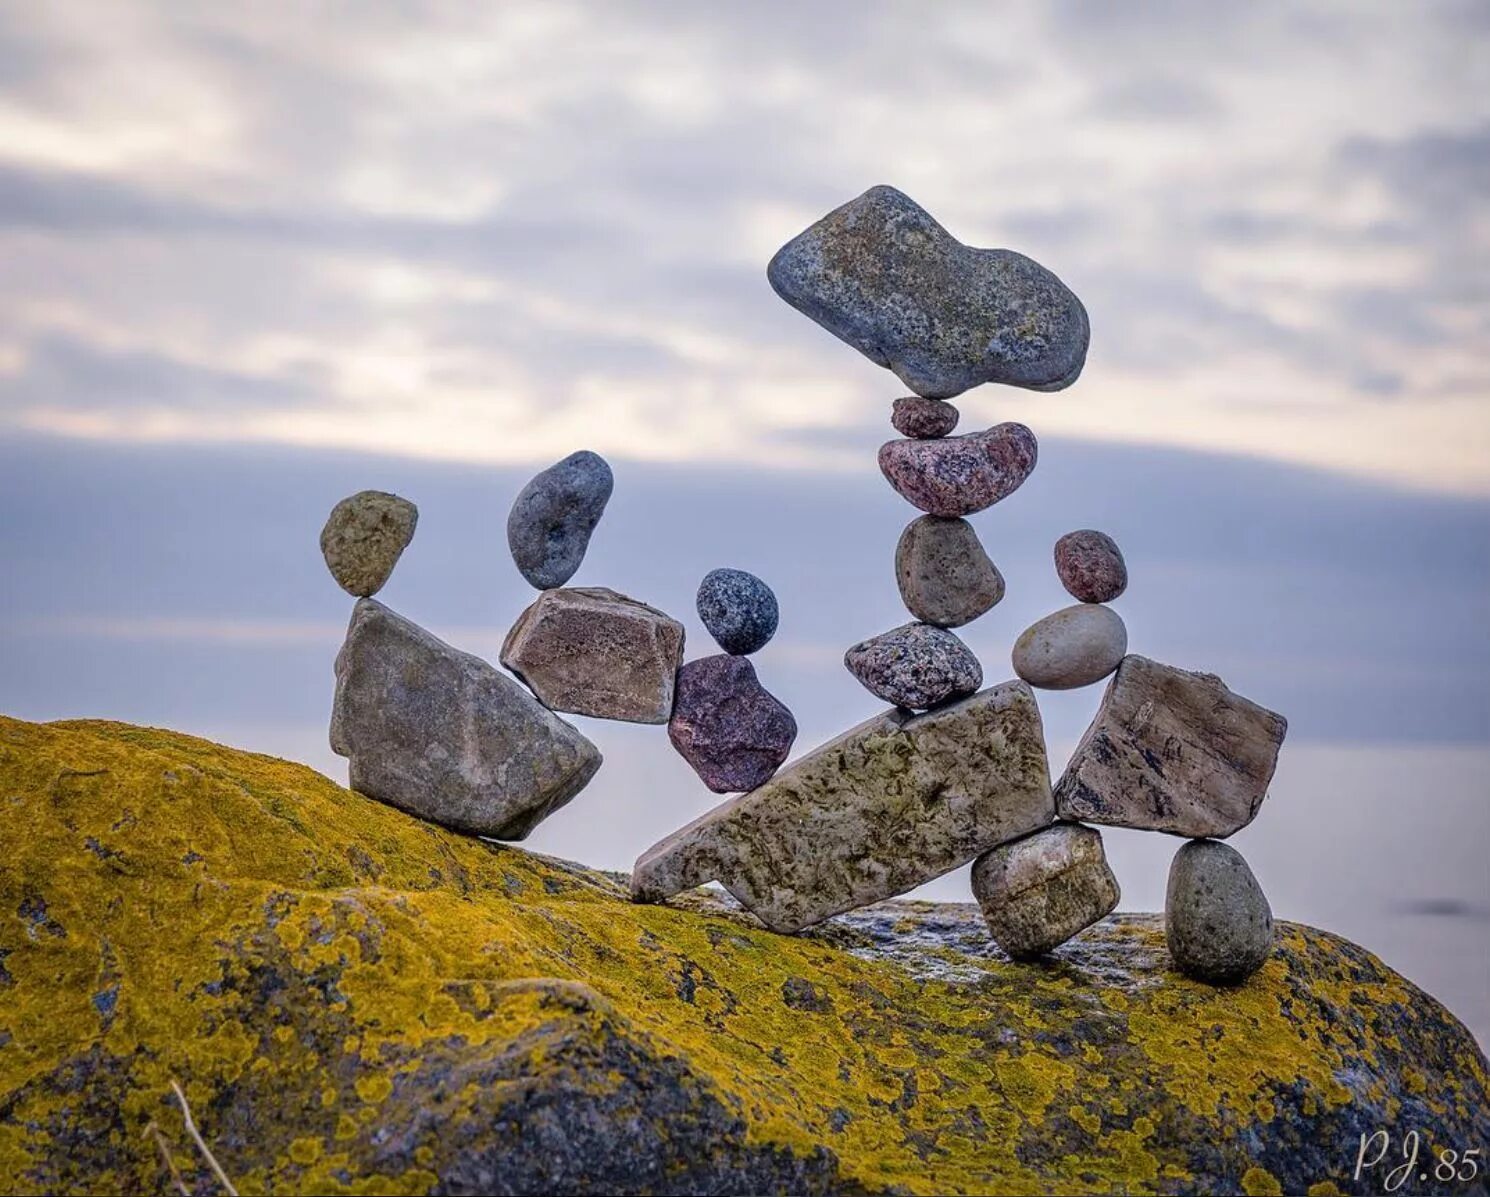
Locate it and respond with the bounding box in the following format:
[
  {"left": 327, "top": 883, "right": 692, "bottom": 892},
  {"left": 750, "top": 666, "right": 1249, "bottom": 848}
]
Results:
[
  {"left": 844, "top": 622, "right": 982, "bottom": 710},
  {"left": 507, "top": 450, "right": 614, "bottom": 590},
  {"left": 1055, "top": 529, "right": 1128, "bottom": 603},
  {"left": 767, "top": 185, "right": 1089, "bottom": 399},
  {"left": 320, "top": 490, "right": 418, "bottom": 597},
  {"left": 895, "top": 516, "right": 1004, "bottom": 628},
  {"left": 1165, "top": 840, "right": 1275, "bottom": 984},
  {"left": 891, "top": 396, "right": 959, "bottom": 439},
  {"left": 696, "top": 568, "right": 779, "bottom": 655}
]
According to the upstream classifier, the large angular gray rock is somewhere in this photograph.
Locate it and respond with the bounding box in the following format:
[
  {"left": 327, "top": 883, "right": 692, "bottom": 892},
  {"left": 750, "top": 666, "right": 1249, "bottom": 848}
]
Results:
[
  {"left": 896, "top": 516, "right": 1004, "bottom": 628},
  {"left": 767, "top": 185, "right": 1089, "bottom": 399},
  {"left": 971, "top": 822, "right": 1119, "bottom": 958},
  {"left": 632, "top": 681, "right": 1054, "bottom": 933},
  {"left": 507, "top": 450, "right": 613, "bottom": 590},
  {"left": 1166, "top": 839, "right": 1275, "bottom": 984},
  {"left": 1055, "top": 655, "right": 1287, "bottom": 838},
  {"left": 319, "top": 490, "right": 418, "bottom": 597},
  {"left": 331, "top": 599, "right": 601, "bottom": 840}
]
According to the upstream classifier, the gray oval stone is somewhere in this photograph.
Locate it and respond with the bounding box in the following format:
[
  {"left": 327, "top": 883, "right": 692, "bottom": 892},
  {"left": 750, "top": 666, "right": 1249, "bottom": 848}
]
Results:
[
  {"left": 1165, "top": 839, "right": 1275, "bottom": 984},
  {"left": 895, "top": 516, "right": 1004, "bottom": 628},
  {"left": 696, "top": 568, "right": 779, "bottom": 655},
  {"left": 1012, "top": 604, "right": 1127, "bottom": 690},
  {"left": 320, "top": 490, "right": 418, "bottom": 597},
  {"left": 844, "top": 622, "right": 982, "bottom": 710},
  {"left": 507, "top": 451, "right": 613, "bottom": 590},
  {"left": 1055, "top": 529, "right": 1127, "bottom": 604}
]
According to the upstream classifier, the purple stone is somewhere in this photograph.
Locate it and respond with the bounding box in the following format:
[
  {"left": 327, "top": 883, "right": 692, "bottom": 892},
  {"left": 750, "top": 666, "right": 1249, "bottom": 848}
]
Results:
[
  {"left": 878, "top": 422, "right": 1038, "bottom": 517},
  {"left": 668, "top": 655, "right": 797, "bottom": 793}
]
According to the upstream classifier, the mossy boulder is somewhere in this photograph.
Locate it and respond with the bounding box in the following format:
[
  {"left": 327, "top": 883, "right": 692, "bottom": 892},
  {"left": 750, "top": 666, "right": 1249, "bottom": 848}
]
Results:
[{"left": 1, "top": 716, "right": 1485, "bottom": 1196}]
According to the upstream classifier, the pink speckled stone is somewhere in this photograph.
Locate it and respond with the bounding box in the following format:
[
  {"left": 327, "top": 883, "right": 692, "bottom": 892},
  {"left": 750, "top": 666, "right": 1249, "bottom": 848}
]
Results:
[
  {"left": 891, "top": 396, "right": 960, "bottom": 439},
  {"left": 1054, "top": 529, "right": 1127, "bottom": 603},
  {"left": 878, "top": 422, "right": 1038, "bottom": 517}
]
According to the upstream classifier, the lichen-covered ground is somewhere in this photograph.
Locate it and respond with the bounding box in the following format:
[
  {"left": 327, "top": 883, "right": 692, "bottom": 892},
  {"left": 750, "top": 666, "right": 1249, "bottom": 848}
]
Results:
[{"left": 1, "top": 716, "right": 1486, "bottom": 1195}]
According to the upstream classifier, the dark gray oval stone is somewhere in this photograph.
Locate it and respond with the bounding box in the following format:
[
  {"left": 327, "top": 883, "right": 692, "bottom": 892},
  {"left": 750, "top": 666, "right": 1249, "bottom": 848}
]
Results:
[
  {"left": 1165, "top": 840, "right": 1275, "bottom": 984},
  {"left": 696, "top": 568, "right": 779, "bottom": 656},
  {"left": 507, "top": 451, "right": 613, "bottom": 590}
]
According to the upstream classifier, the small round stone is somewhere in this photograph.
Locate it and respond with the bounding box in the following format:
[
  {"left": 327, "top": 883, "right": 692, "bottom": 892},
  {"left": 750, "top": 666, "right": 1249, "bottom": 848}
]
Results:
[
  {"left": 696, "top": 569, "right": 779, "bottom": 655},
  {"left": 878, "top": 422, "right": 1038, "bottom": 517},
  {"left": 891, "top": 396, "right": 959, "bottom": 439},
  {"left": 1165, "top": 839, "right": 1275, "bottom": 984},
  {"left": 1055, "top": 529, "right": 1127, "bottom": 603},
  {"left": 668, "top": 654, "right": 797, "bottom": 793},
  {"left": 319, "top": 490, "right": 418, "bottom": 597},
  {"left": 1012, "top": 604, "right": 1126, "bottom": 690},
  {"left": 895, "top": 516, "right": 1004, "bottom": 628},
  {"left": 507, "top": 450, "right": 614, "bottom": 590},
  {"left": 844, "top": 622, "right": 982, "bottom": 710}
]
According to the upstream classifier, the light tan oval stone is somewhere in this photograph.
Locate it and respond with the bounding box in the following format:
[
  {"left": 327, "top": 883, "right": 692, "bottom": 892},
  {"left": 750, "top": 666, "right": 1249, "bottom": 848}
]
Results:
[{"left": 1012, "top": 603, "right": 1126, "bottom": 690}]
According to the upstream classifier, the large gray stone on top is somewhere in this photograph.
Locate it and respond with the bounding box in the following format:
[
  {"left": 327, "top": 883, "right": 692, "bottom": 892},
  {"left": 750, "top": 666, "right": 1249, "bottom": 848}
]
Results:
[
  {"left": 767, "top": 185, "right": 1089, "bottom": 399},
  {"left": 631, "top": 680, "right": 1054, "bottom": 933},
  {"left": 1055, "top": 655, "right": 1288, "bottom": 838},
  {"left": 331, "top": 599, "right": 601, "bottom": 839},
  {"left": 507, "top": 450, "right": 613, "bottom": 590}
]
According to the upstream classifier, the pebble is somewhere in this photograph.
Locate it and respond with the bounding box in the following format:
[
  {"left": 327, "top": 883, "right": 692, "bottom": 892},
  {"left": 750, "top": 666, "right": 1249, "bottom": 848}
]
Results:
[
  {"left": 1165, "top": 839, "right": 1275, "bottom": 984},
  {"left": 1011, "top": 604, "right": 1127, "bottom": 690},
  {"left": 319, "top": 490, "right": 418, "bottom": 597},
  {"left": 971, "top": 823, "right": 1120, "bottom": 958},
  {"left": 895, "top": 516, "right": 1004, "bottom": 628},
  {"left": 844, "top": 622, "right": 982, "bottom": 710},
  {"left": 696, "top": 568, "right": 779, "bottom": 655},
  {"left": 878, "top": 422, "right": 1038, "bottom": 517},
  {"left": 668, "top": 655, "right": 796, "bottom": 793},
  {"left": 500, "top": 587, "right": 685, "bottom": 724},
  {"left": 767, "top": 185, "right": 1090, "bottom": 399},
  {"left": 507, "top": 450, "right": 613, "bottom": 590},
  {"left": 891, "top": 396, "right": 959, "bottom": 439},
  {"left": 1055, "top": 529, "right": 1127, "bottom": 603}
]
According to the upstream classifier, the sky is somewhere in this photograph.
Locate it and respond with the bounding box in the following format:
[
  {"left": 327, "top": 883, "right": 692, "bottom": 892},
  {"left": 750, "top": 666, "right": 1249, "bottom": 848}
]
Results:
[{"left": 0, "top": 4, "right": 1486, "bottom": 1041}]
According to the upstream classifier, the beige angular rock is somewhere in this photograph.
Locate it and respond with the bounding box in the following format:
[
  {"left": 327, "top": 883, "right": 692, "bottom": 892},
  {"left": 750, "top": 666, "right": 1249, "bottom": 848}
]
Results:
[
  {"left": 1055, "top": 655, "right": 1288, "bottom": 838},
  {"left": 631, "top": 680, "right": 1054, "bottom": 933},
  {"left": 501, "top": 586, "right": 685, "bottom": 724},
  {"left": 971, "top": 823, "right": 1119, "bottom": 958},
  {"left": 319, "top": 490, "right": 417, "bottom": 597}
]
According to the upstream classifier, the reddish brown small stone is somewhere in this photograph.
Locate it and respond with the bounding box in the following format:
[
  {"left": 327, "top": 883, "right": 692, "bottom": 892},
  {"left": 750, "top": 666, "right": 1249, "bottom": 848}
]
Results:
[
  {"left": 878, "top": 422, "right": 1038, "bottom": 517},
  {"left": 891, "top": 396, "right": 959, "bottom": 439},
  {"left": 1054, "top": 530, "right": 1127, "bottom": 603},
  {"left": 668, "top": 655, "right": 797, "bottom": 793}
]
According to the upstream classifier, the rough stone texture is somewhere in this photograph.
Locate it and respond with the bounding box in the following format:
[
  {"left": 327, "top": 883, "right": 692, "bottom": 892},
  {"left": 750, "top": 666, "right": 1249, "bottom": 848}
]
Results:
[
  {"left": 1055, "top": 528, "right": 1128, "bottom": 603},
  {"left": 1167, "top": 840, "right": 1276, "bottom": 984},
  {"left": 890, "top": 395, "right": 959, "bottom": 439},
  {"left": 506, "top": 450, "right": 614, "bottom": 589},
  {"left": 1012, "top": 603, "right": 1128, "bottom": 690},
  {"left": 668, "top": 654, "right": 797, "bottom": 793},
  {"left": 330, "top": 599, "right": 600, "bottom": 839},
  {"left": 767, "top": 185, "right": 1090, "bottom": 399},
  {"left": 3, "top": 716, "right": 1488, "bottom": 1197},
  {"left": 501, "top": 586, "right": 684, "bottom": 724},
  {"left": 1056, "top": 655, "right": 1289, "bottom": 838},
  {"left": 633, "top": 681, "right": 1053, "bottom": 932},
  {"left": 318, "top": 490, "right": 417, "bottom": 597},
  {"left": 843, "top": 621, "right": 983, "bottom": 710},
  {"left": 695, "top": 568, "right": 779, "bottom": 656},
  {"left": 972, "top": 823, "right": 1120, "bottom": 958},
  {"left": 879, "top": 421, "right": 1038, "bottom": 517},
  {"left": 895, "top": 515, "right": 1004, "bottom": 628}
]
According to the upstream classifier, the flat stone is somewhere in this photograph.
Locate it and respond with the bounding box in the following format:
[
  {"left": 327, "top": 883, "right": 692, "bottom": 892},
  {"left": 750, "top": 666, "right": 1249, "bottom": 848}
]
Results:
[
  {"left": 1166, "top": 839, "right": 1275, "bottom": 984},
  {"left": 844, "top": 622, "right": 982, "bottom": 710},
  {"left": 507, "top": 450, "right": 613, "bottom": 589},
  {"left": 501, "top": 586, "right": 684, "bottom": 724},
  {"left": 632, "top": 681, "right": 1055, "bottom": 933},
  {"left": 895, "top": 516, "right": 1004, "bottom": 628},
  {"left": 891, "top": 396, "right": 959, "bottom": 439},
  {"left": 1055, "top": 655, "right": 1288, "bottom": 838},
  {"left": 971, "top": 823, "right": 1120, "bottom": 958},
  {"left": 1055, "top": 529, "right": 1127, "bottom": 603},
  {"left": 696, "top": 568, "right": 779, "bottom": 655},
  {"left": 767, "top": 185, "right": 1089, "bottom": 399},
  {"left": 320, "top": 490, "right": 418, "bottom": 597},
  {"left": 879, "top": 422, "right": 1038, "bottom": 517},
  {"left": 668, "top": 655, "right": 797, "bottom": 793},
  {"left": 331, "top": 598, "right": 600, "bottom": 839},
  {"left": 1012, "top": 604, "right": 1127, "bottom": 690}
]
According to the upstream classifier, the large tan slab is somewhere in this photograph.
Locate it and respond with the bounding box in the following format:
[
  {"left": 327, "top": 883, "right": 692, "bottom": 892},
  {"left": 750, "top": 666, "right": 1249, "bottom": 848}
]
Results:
[{"left": 631, "top": 680, "right": 1054, "bottom": 933}]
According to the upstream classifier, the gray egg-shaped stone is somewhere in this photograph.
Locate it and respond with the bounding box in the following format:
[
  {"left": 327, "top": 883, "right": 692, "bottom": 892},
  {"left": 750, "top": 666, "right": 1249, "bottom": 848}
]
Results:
[
  {"left": 697, "top": 568, "right": 779, "bottom": 655},
  {"left": 320, "top": 490, "right": 418, "bottom": 597},
  {"left": 1165, "top": 839, "right": 1275, "bottom": 984},
  {"left": 895, "top": 516, "right": 1004, "bottom": 628},
  {"left": 1012, "top": 604, "right": 1126, "bottom": 690},
  {"left": 507, "top": 451, "right": 614, "bottom": 590}
]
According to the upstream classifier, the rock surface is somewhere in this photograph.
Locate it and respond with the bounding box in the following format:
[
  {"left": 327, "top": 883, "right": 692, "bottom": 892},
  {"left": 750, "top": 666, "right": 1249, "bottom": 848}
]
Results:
[
  {"left": 1012, "top": 603, "right": 1128, "bottom": 690},
  {"left": 972, "top": 823, "right": 1120, "bottom": 958},
  {"left": 1055, "top": 528, "right": 1128, "bottom": 603},
  {"left": 4, "top": 716, "right": 1487, "bottom": 1197},
  {"left": 843, "top": 621, "right": 983, "bottom": 709},
  {"left": 695, "top": 568, "right": 779, "bottom": 655},
  {"left": 767, "top": 185, "right": 1090, "bottom": 398},
  {"left": 633, "top": 681, "right": 1053, "bottom": 932},
  {"left": 331, "top": 598, "right": 600, "bottom": 838},
  {"left": 506, "top": 450, "right": 614, "bottom": 589},
  {"left": 667, "top": 654, "right": 797, "bottom": 793},
  {"left": 318, "top": 490, "right": 417, "bottom": 597},
  {"left": 501, "top": 586, "right": 684, "bottom": 724},
  {"left": 1056, "top": 655, "right": 1288, "bottom": 838},
  {"left": 1166, "top": 839, "right": 1276, "bottom": 984},
  {"left": 879, "top": 421, "right": 1038, "bottom": 517},
  {"left": 890, "top": 395, "right": 959, "bottom": 439},
  {"left": 895, "top": 515, "right": 1004, "bottom": 628}
]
